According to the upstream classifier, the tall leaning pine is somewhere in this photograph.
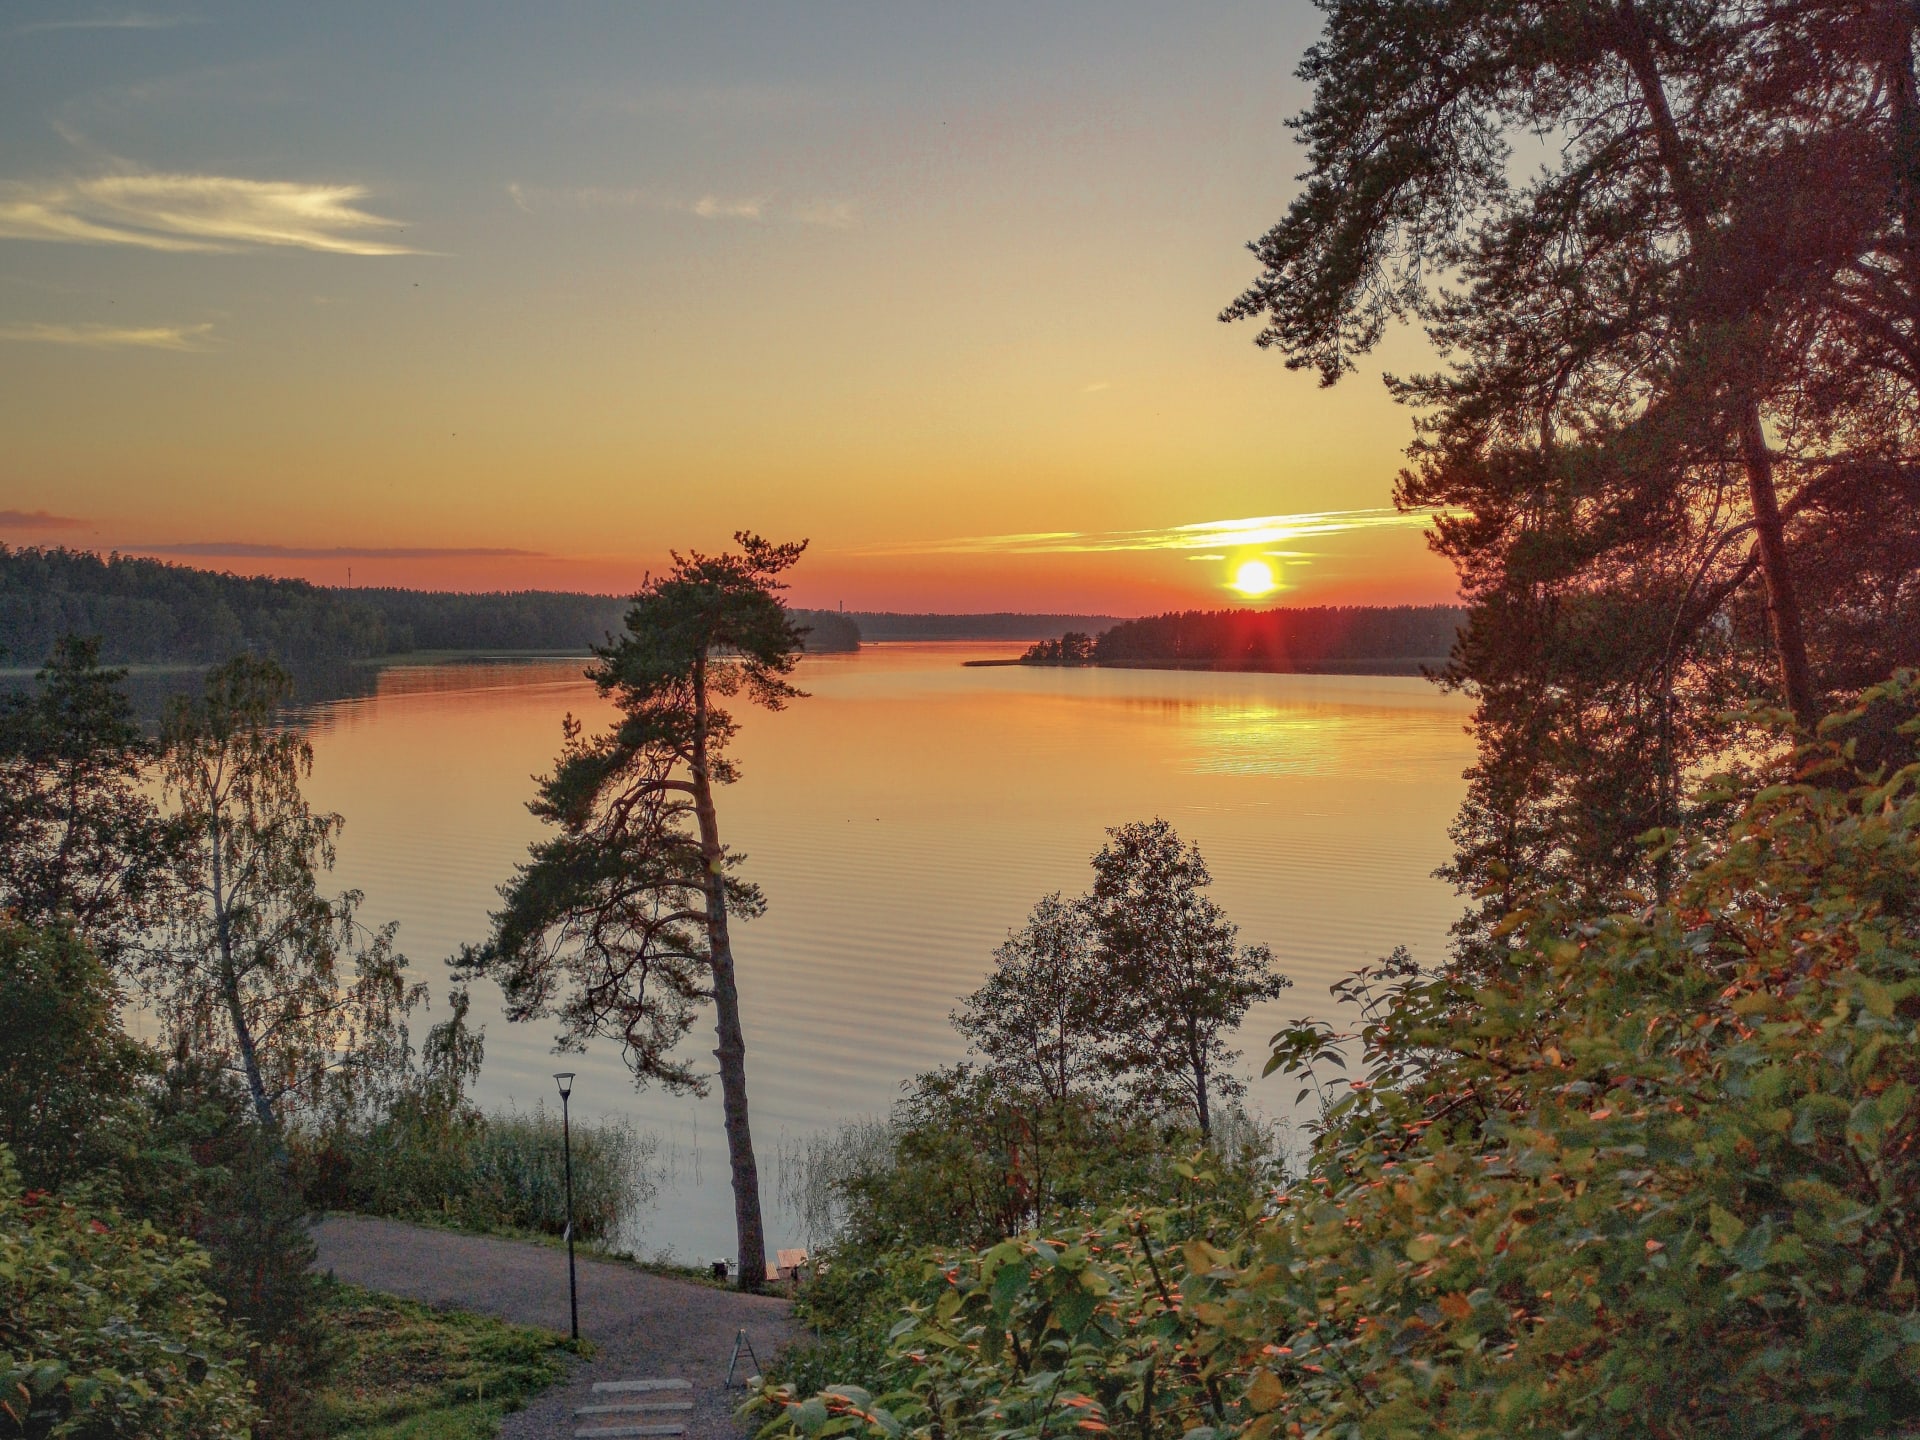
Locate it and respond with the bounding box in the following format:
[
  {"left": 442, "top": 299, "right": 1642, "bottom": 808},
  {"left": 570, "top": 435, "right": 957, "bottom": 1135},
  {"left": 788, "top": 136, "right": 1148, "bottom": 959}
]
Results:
[{"left": 460, "top": 532, "right": 808, "bottom": 1290}]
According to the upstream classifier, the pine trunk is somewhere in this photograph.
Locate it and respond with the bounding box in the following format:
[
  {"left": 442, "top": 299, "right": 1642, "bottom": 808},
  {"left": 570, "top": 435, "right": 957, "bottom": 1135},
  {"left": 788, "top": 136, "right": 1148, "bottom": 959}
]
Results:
[
  {"left": 1616, "top": 0, "right": 1819, "bottom": 728},
  {"left": 690, "top": 659, "right": 769, "bottom": 1290}
]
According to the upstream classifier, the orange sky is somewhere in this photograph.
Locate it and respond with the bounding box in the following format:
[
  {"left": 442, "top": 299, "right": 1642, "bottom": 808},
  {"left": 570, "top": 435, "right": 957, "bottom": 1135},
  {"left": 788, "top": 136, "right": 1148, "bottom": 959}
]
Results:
[{"left": 0, "top": 4, "right": 1458, "bottom": 614}]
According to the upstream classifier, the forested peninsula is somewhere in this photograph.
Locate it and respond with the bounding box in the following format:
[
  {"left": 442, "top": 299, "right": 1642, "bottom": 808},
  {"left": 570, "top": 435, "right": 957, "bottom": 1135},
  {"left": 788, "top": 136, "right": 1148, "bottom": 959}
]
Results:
[
  {"left": 1013, "top": 604, "right": 1465, "bottom": 673},
  {"left": 0, "top": 546, "right": 859, "bottom": 667}
]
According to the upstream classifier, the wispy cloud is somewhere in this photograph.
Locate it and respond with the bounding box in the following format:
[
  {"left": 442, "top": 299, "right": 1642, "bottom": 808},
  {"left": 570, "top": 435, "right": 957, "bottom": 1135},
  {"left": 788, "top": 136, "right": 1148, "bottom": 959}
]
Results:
[
  {"left": 0, "top": 320, "right": 212, "bottom": 349},
  {"left": 0, "top": 172, "right": 418, "bottom": 254},
  {"left": 507, "top": 182, "right": 855, "bottom": 228},
  {"left": 134, "top": 542, "right": 547, "bottom": 560},
  {"left": 859, "top": 508, "right": 1448, "bottom": 557},
  {"left": 15, "top": 12, "right": 204, "bottom": 34},
  {"left": 791, "top": 199, "right": 857, "bottom": 229},
  {"left": 0, "top": 509, "right": 89, "bottom": 530},
  {"left": 1080, "top": 380, "right": 1111, "bottom": 394},
  {"left": 691, "top": 194, "right": 766, "bottom": 221}
]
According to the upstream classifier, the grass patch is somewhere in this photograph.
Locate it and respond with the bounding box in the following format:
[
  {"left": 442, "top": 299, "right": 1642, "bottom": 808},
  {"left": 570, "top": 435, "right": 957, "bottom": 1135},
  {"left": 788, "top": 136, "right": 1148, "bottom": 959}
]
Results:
[{"left": 315, "top": 1280, "right": 577, "bottom": 1440}]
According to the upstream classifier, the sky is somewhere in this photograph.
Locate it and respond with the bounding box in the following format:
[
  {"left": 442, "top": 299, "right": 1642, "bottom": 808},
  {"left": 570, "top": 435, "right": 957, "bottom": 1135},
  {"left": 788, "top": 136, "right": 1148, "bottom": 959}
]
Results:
[{"left": 0, "top": 2, "right": 1458, "bottom": 613}]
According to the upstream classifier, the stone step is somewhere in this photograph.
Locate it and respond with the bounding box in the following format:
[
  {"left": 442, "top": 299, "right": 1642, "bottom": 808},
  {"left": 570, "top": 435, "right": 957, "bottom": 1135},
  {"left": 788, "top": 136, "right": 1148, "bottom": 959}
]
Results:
[
  {"left": 592, "top": 1379, "right": 693, "bottom": 1394},
  {"left": 573, "top": 1427, "right": 685, "bottom": 1440},
  {"left": 575, "top": 1401, "right": 694, "bottom": 1417}
]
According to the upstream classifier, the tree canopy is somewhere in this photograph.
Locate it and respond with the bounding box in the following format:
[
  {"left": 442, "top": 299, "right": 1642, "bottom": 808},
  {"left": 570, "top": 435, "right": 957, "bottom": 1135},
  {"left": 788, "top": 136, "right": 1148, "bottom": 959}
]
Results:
[
  {"left": 1226, "top": 0, "right": 1920, "bottom": 952},
  {"left": 0, "top": 636, "right": 173, "bottom": 967},
  {"left": 461, "top": 531, "right": 811, "bottom": 1289}
]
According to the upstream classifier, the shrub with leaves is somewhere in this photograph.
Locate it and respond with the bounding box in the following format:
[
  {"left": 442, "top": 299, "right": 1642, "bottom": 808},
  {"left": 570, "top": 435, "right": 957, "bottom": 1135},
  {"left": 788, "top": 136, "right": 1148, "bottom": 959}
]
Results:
[
  {"left": 751, "top": 1162, "right": 1245, "bottom": 1440},
  {"left": 756, "top": 675, "right": 1920, "bottom": 1438},
  {"left": 0, "top": 1147, "right": 255, "bottom": 1440}
]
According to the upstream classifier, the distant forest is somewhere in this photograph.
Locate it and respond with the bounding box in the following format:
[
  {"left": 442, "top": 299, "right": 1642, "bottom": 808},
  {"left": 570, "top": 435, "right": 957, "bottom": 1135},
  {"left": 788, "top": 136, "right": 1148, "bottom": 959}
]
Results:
[
  {"left": 1021, "top": 605, "right": 1466, "bottom": 671},
  {"left": 0, "top": 547, "right": 859, "bottom": 668},
  {"left": 848, "top": 611, "right": 1127, "bottom": 640}
]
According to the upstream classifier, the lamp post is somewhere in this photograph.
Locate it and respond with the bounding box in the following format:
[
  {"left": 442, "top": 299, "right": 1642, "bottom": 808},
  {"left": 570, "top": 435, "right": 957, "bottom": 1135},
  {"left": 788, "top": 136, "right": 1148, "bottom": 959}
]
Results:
[{"left": 554, "top": 1071, "right": 578, "bottom": 1342}]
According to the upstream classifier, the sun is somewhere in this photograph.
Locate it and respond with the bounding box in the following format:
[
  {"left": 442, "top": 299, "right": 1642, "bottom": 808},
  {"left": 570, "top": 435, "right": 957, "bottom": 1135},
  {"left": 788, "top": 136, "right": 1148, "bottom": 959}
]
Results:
[{"left": 1230, "top": 558, "right": 1278, "bottom": 598}]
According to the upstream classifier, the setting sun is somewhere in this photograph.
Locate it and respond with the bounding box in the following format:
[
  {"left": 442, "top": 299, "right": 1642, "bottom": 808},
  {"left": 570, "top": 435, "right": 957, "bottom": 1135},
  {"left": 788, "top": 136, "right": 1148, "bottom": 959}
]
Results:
[{"left": 1230, "top": 559, "right": 1278, "bottom": 598}]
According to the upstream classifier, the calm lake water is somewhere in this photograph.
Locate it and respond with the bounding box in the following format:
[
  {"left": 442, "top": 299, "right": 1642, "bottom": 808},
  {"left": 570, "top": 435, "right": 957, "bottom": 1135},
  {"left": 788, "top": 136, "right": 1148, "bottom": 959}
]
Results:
[{"left": 298, "top": 642, "right": 1475, "bottom": 1260}]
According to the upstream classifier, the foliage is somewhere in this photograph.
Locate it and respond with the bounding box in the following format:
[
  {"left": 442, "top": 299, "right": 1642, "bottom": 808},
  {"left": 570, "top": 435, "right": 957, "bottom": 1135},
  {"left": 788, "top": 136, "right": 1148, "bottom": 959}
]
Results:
[
  {"left": 1019, "top": 633, "right": 1098, "bottom": 666},
  {"left": 459, "top": 531, "right": 812, "bottom": 1287},
  {"left": 357, "top": 589, "right": 858, "bottom": 656},
  {"left": 756, "top": 677, "right": 1920, "bottom": 1438},
  {"left": 0, "top": 921, "right": 157, "bottom": 1195},
  {"left": 154, "top": 655, "right": 418, "bottom": 1131},
  {"left": 295, "top": 1104, "right": 659, "bottom": 1248},
  {"left": 1085, "top": 822, "right": 1290, "bottom": 1137},
  {"left": 0, "top": 920, "right": 328, "bottom": 1438},
  {"left": 459, "top": 532, "right": 809, "bottom": 1089},
  {"left": 0, "top": 547, "right": 387, "bottom": 670},
  {"left": 0, "top": 636, "right": 173, "bottom": 966},
  {"left": 1224, "top": 0, "right": 1920, "bottom": 961},
  {"left": 0, "top": 1146, "right": 256, "bottom": 1440},
  {"left": 835, "top": 1068, "right": 1259, "bottom": 1257},
  {"left": 308, "top": 1281, "right": 572, "bottom": 1440},
  {"left": 953, "top": 894, "right": 1109, "bottom": 1108},
  {"left": 1021, "top": 607, "right": 1464, "bottom": 670},
  {"left": 1211, "top": 676, "right": 1920, "bottom": 1435},
  {"left": 848, "top": 614, "right": 1124, "bottom": 642},
  {"left": 0, "top": 548, "right": 857, "bottom": 672},
  {"left": 750, "top": 1162, "right": 1254, "bottom": 1440},
  {"left": 952, "top": 826, "right": 1288, "bottom": 1140}
]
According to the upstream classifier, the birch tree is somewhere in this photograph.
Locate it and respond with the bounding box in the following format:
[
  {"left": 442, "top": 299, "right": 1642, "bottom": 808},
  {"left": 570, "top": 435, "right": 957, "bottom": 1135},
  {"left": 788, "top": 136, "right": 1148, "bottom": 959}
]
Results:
[
  {"left": 1085, "top": 820, "right": 1289, "bottom": 1139},
  {"left": 156, "top": 656, "right": 414, "bottom": 1135}
]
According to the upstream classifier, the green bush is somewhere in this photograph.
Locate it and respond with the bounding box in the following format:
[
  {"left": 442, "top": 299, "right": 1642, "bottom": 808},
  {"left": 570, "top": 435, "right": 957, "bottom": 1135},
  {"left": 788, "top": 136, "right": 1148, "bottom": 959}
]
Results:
[
  {"left": 782, "top": 1065, "right": 1278, "bottom": 1258},
  {"left": 0, "top": 920, "right": 156, "bottom": 1196},
  {"left": 0, "top": 1147, "right": 256, "bottom": 1440},
  {"left": 752, "top": 676, "right": 1920, "bottom": 1440}
]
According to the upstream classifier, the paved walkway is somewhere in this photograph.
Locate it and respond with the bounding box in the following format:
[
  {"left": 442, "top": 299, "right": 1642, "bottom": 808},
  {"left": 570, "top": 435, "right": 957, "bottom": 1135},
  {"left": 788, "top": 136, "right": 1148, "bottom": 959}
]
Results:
[{"left": 312, "top": 1215, "right": 794, "bottom": 1440}]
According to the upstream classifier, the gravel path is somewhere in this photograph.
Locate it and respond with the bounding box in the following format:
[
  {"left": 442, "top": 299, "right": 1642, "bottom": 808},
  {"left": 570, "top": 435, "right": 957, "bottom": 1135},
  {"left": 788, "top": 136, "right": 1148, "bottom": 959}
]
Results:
[{"left": 313, "top": 1215, "right": 795, "bottom": 1440}]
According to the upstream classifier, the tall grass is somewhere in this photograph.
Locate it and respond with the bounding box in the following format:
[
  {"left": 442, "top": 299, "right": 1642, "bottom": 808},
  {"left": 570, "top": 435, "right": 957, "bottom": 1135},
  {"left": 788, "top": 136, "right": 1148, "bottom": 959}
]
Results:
[{"left": 295, "top": 1104, "right": 659, "bottom": 1246}]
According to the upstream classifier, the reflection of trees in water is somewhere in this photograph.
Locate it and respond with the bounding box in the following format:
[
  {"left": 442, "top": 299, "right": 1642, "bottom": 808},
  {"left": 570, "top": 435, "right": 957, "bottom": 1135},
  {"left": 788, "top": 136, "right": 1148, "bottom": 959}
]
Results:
[{"left": 1, "top": 658, "right": 383, "bottom": 733}]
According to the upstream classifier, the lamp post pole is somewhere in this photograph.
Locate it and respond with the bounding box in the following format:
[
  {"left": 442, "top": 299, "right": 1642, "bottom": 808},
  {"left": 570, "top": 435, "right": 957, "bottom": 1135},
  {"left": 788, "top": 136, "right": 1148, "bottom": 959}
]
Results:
[{"left": 554, "top": 1072, "right": 578, "bottom": 1342}]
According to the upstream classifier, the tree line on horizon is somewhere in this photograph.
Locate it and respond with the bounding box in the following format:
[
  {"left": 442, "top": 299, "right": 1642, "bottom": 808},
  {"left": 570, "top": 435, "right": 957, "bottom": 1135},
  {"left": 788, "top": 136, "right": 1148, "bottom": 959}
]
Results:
[
  {"left": 0, "top": 544, "right": 858, "bottom": 671},
  {"left": 1020, "top": 603, "right": 1465, "bottom": 668}
]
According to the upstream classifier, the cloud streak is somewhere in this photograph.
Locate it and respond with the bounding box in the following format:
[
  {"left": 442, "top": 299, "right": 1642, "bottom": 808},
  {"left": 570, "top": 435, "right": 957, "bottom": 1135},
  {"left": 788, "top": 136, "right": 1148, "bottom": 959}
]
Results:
[
  {"left": 0, "top": 172, "right": 418, "bottom": 254},
  {"left": 134, "top": 542, "right": 548, "bottom": 560},
  {"left": 0, "top": 320, "right": 212, "bottom": 349},
  {"left": 507, "top": 182, "right": 854, "bottom": 228},
  {"left": 859, "top": 508, "right": 1448, "bottom": 557},
  {"left": 15, "top": 13, "right": 205, "bottom": 34},
  {"left": 0, "top": 510, "right": 89, "bottom": 530}
]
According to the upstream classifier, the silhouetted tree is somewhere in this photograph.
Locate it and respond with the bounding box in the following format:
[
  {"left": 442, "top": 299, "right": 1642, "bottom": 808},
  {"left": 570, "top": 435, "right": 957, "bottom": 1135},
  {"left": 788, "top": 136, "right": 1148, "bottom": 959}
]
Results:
[
  {"left": 1085, "top": 820, "right": 1289, "bottom": 1137},
  {"left": 1225, "top": 0, "right": 1920, "bottom": 948},
  {"left": 0, "top": 635, "right": 172, "bottom": 965},
  {"left": 459, "top": 532, "right": 809, "bottom": 1290}
]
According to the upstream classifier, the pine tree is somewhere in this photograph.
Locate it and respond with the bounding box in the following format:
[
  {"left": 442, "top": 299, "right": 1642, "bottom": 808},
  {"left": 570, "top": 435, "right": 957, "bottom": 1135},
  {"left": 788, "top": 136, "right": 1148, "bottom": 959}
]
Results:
[
  {"left": 1224, "top": 0, "right": 1920, "bottom": 945},
  {"left": 460, "top": 532, "right": 808, "bottom": 1290}
]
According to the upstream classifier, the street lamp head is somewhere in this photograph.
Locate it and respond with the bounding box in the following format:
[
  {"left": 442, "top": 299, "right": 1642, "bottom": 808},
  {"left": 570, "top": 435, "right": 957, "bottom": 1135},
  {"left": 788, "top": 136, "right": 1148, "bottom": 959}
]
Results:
[{"left": 553, "top": 1071, "right": 575, "bottom": 1100}]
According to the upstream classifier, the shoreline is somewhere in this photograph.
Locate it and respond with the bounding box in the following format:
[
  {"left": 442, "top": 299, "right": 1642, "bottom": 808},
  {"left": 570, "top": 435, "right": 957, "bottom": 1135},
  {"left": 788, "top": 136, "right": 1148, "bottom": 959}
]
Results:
[{"left": 962, "top": 655, "right": 1447, "bottom": 676}]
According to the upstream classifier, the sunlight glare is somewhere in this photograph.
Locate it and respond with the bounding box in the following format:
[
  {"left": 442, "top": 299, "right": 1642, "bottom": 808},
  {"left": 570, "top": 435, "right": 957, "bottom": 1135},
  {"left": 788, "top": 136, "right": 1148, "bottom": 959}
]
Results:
[{"left": 1230, "top": 558, "right": 1278, "bottom": 598}]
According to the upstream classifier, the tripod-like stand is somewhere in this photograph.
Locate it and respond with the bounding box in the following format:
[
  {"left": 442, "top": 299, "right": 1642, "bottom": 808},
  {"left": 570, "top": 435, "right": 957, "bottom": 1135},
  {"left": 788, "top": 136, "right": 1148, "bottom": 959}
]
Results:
[{"left": 725, "top": 1327, "right": 763, "bottom": 1387}]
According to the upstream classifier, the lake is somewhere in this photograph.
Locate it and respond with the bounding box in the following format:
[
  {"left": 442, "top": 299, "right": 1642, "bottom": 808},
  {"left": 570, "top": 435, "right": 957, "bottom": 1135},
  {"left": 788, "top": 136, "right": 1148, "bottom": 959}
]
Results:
[{"left": 298, "top": 642, "right": 1475, "bottom": 1260}]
